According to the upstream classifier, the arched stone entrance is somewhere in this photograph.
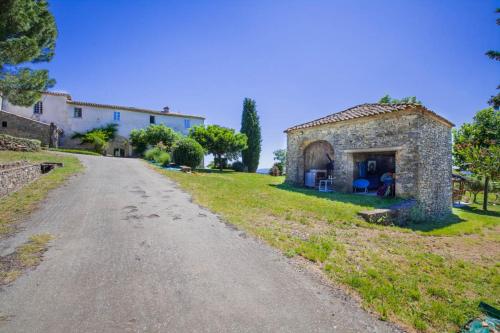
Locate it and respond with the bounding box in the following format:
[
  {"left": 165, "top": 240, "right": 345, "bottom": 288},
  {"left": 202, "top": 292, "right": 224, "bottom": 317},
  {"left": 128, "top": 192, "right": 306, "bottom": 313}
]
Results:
[
  {"left": 299, "top": 140, "right": 335, "bottom": 186},
  {"left": 304, "top": 141, "right": 334, "bottom": 171}
]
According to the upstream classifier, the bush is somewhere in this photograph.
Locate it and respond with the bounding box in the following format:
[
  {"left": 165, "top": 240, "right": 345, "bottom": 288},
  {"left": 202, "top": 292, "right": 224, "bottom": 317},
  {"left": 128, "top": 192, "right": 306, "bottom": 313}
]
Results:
[
  {"left": 154, "top": 151, "right": 171, "bottom": 166},
  {"left": 144, "top": 147, "right": 161, "bottom": 161},
  {"left": 0, "top": 134, "right": 41, "bottom": 152},
  {"left": 269, "top": 163, "right": 282, "bottom": 176},
  {"left": 231, "top": 161, "right": 245, "bottom": 172},
  {"left": 130, "top": 124, "right": 181, "bottom": 155},
  {"left": 172, "top": 138, "right": 204, "bottom": 169},
  {"left": 83, "top": 131, "right": 108, "bottom": 155}
]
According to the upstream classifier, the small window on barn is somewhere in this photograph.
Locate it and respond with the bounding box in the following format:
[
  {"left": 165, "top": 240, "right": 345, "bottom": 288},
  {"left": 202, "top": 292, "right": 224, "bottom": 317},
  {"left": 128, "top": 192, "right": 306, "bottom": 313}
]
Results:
[
  {"left": 74, "top": 107, "right": 82, "bottom": 118},
  {"left": 184, "top": 119, "right": 191, "bottom": 129},
  {"left": 1, "top": 121, "right": 6, "bottom": 128},
  {"left": 150, "top": 115, "right": 155, "bottom": 124},
  {"left": 113, "top": 111, "right": 121, "bottom": 121},
  {"left": 33, "top": 101, "right": 43, "bottom": 114}
]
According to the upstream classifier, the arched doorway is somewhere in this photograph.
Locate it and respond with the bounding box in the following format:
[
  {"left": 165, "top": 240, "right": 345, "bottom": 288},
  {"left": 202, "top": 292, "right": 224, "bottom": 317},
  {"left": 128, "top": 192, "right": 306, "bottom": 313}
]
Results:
[
  {"left": 304, "top": 141, "right": 334, "bottom": 171},
  {"left": 303, "top": 141, "right": 334, "bottom": 187}
]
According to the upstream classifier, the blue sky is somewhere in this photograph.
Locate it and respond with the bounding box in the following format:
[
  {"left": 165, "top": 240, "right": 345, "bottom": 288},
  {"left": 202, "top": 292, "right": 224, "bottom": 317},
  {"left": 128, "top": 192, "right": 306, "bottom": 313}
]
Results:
[{"left": 45, "top": 0, "right": 499, "bottom": 168}]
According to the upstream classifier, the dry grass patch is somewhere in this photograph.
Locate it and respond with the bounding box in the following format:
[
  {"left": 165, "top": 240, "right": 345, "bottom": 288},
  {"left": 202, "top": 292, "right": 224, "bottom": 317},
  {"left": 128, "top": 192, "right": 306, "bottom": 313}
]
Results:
[{"left": 0, "top": 233, "right": 54, "bottom": 285}]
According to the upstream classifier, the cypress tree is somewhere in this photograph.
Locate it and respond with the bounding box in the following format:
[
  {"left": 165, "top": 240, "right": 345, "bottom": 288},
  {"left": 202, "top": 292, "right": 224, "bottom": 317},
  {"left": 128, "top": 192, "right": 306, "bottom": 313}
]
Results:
[{"left": 240, "top": 98, "right": 261, "bottom": 172}]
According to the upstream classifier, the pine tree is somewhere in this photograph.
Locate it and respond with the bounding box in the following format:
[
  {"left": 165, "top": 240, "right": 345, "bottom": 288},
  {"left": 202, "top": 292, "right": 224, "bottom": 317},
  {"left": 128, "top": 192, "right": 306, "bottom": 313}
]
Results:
[
  {"left": 240, "top": 98, "right": 262, "bottom": 172},
  {"left": 0, "top": 0, "right": 58, "bottom": 106}
]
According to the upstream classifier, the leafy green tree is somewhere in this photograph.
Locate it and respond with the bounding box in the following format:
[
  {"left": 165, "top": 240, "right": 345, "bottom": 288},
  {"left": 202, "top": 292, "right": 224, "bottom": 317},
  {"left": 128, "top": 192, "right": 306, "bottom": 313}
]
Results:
[
  {"left": 240, "top": 98, "right": 261, "bottom": 172},
  {"left": 460, "top": 146, "right": 499, "bottom": 210},
  {"left": 0, "top": 0, "right": 57, "bottom": 106},
  {"left": 129, "top": 124, "right": 180, "bottom": 155},
  {"left": 485, "top": 8, "right": 500, "bottom": 107},
  {"left": 172, "top": 137, "right": 204, "bottom": 169},
  {"left": 189, "top": 125, "right": 247, "bottom": 170},
  {"left": 273, "top": 149, "right": 287, "bottom": 165},
  {"left": 143, "top": 124, "right": 180, "bottom": 150},
  {"left": 378, "top": 95, "right": 422, "bottom": 104},
  {"left": 453, "top": 107, "right": 499, "bottom": 210}
]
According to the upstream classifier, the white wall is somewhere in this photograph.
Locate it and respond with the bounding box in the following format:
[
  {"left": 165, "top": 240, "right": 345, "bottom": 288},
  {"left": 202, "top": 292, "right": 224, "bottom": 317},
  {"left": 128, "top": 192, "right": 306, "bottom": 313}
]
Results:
[
  {"left": 2, "top": 93, "right": 204, "bottom": 141},
  {"left": 66, "top": 104, "right": 204, "bottom": 137},
  {"left": 3, "top": 94, "right": 70, "bottom": 133}
]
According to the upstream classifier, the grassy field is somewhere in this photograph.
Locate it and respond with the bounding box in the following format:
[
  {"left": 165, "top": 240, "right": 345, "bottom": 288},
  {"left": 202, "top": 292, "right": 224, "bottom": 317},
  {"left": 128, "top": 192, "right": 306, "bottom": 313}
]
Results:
[
  {"left": 0, "top": 150, "right": 82, "bottom": 236},
  {"left": 158, "top": 168, "right": 499, "bottom": 333}
]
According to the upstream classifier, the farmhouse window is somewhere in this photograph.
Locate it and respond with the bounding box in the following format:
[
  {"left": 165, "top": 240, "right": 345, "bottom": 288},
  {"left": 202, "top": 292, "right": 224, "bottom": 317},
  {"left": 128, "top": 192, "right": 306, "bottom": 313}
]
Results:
[
  {"left": 33, "top": 101, "right": 43, "bottom": 114},
  {"left": 150, "top": 115, "right": 155, "bottom": 124},
  {"left": 113, "top": 111, "right": 121, "bottom": 121},
  {"left": 1, "top": 121, "right": 6, "bottom": 128},
  {"left": 184, "top": 119, "right": 191, "bottom": 129},
  {"left": 74, "top": 107, "right": 83, "bottom": 118}
]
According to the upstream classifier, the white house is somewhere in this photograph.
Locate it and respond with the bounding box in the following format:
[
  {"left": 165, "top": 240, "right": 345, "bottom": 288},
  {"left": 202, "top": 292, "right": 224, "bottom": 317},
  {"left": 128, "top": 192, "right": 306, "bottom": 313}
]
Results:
[{"left": 0, "top": 91, "right": 205, "bottom": 156}]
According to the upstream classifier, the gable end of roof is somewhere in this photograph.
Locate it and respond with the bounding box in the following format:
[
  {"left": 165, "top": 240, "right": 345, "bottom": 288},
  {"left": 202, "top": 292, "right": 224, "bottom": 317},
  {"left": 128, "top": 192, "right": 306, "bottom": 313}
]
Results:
[{"left": 284, "top": 103, "right": 453, "bottom": 133}]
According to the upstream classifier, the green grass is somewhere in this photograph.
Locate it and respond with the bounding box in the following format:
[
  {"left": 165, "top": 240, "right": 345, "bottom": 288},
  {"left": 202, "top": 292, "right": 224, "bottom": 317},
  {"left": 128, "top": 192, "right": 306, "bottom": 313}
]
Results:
[
  {"left": 155, "top": 167, "right": 499, "bottom": 333},
  {"left": 0, "top": 151, "right": 83, "bottom": 236},
  {"left": 49, "top": 148, "right": 101, "bottom": 156}
]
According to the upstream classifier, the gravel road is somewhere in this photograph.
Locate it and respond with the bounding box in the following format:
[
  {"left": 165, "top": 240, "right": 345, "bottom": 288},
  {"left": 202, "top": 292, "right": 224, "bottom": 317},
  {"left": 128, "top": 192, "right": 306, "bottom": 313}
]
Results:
[{"left": 0, "top": 155, "right": 402, "bottom": 333}]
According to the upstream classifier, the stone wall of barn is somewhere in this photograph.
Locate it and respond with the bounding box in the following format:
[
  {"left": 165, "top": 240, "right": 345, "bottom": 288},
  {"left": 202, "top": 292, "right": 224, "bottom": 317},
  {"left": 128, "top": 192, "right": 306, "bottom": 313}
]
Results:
[{"left": 285, "top": 109, "right": 452, "bottom": 218}]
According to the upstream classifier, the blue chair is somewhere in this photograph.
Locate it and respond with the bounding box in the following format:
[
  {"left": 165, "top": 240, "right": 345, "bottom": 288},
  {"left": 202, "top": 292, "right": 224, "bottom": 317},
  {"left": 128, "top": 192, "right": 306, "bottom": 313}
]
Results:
[{"left": 353, "top": 178, "right": 369, "bottom": 193}]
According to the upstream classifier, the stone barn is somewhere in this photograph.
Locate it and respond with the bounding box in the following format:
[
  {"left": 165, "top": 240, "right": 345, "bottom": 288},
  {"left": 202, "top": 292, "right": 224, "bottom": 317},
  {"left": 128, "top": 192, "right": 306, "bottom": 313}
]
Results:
[{"left": 285, "top": 103, "right": 454, "bottom": 218}]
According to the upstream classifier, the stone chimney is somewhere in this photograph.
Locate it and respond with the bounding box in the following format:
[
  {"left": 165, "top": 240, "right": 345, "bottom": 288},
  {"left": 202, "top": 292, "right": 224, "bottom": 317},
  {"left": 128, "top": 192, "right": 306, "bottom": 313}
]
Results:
[{"left": 162, "top": 106, "right": 170, "bottom": 113}]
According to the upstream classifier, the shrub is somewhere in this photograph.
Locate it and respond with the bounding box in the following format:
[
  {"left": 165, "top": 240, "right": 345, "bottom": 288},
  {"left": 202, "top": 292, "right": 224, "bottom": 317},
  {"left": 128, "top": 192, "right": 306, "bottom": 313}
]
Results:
[
  {"left": 154, "top": 151, "right": 171, "bottom": 166},
  {"left": 0, "top": 134, "right": 41, "bottom": 152},
  {"left": 231, "top": 161, "right": 245, "bottom": 172},
  {"left": 144, "top": 147, "right": 161, "bottom": 161},
  {"left": 130, "top": 124, "right": 181, "bottom": 155},
  {"left": 71, "top": 123, "right": 117, "bottom": 155},
  {"left": 172, "top": 138, "right": 204, "bottom": 169},
  {"left": 269, "top": 163, "right": 282, "bottom": 176}
]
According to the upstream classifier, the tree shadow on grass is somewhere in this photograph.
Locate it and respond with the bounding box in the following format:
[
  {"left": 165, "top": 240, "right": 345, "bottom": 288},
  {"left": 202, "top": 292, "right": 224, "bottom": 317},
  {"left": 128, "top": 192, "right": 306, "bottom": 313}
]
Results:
[
  {"left": 271, "top": 183, "right": 487, "bottom": 233},
  {"left": 456, "top": 205, "right": 500, "bottom": 218},
  {"left": 401, "top": 214, "right": 466, "bottom": 232},
  {"left": 270, "top": 182, "right": 401, "bottom": 209},
  {"left": 404, "top": 205, "right": 498, "bottom": 232},
  {"left": 195, "top": 169, "right": 235, "bottom": 174}
]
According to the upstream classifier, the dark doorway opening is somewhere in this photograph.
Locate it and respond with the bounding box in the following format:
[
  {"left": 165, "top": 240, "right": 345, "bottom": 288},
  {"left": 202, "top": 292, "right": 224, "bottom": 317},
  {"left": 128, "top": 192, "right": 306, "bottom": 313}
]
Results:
[
  {"left": 352, "top": 151, "right": 396, "bottom": 195},
  {"left": 114, "top": 148, "right": 125, "bottom": 157}
]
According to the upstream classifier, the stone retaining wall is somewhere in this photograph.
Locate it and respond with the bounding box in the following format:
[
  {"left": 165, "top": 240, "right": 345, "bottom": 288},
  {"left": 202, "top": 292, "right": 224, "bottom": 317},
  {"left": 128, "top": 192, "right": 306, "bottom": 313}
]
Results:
[
  {"left": 0, "top": 161, "right": 42, "bottom": 197},
  {"left": 0, "top": 111, "right": 59, "bottom": 147}
]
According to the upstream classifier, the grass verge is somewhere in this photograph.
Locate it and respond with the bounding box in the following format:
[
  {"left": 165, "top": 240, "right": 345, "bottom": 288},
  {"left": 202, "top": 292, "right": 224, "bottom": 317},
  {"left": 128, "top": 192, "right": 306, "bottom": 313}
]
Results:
[
  {"left": 155, "top": 167, "right": 499, "bottom": 333},
  {"left": 49, "top": 148, "right": 101, "bottom": 156},
  {"left": 0, "top": 233, "right": 54, "bottom": 285},
  {"left": 0, "top": 151, "right": 83, "bottom": 236}
]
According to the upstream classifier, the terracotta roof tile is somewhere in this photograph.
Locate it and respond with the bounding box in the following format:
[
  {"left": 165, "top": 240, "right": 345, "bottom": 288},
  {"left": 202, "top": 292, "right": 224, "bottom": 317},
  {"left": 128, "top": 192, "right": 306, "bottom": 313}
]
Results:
[{"left": 284, "top": 103, "right": 453, "bottom": 132}]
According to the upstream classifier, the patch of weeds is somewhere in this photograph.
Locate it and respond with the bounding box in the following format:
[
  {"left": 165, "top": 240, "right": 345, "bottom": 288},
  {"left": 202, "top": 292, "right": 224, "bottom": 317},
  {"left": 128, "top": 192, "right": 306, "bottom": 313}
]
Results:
[
  {"left": 0, "top": 233, "right": 54, "bottom": 286},
  {"left": 284, "top": 248, "right": 296, "bottom": 258},
  {"left": 294, "top": 236, "right": 334, "bottom": 262}
]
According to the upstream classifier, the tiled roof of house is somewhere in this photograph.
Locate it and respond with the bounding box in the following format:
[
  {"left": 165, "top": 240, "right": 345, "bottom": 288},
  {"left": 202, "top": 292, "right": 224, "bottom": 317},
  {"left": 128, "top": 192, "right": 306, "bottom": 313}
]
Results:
[
  {"left": 41, "top": 91, "right": 204, "bottom": 119},
  {"left": 43, "top": 91, "right": 72, "bottom": 99},
  {"left": 67, "top": 100, "right": 205, "bottom": 119},
  {"left": 284, "top": 103, "right": 453, "bottom": 132}
]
